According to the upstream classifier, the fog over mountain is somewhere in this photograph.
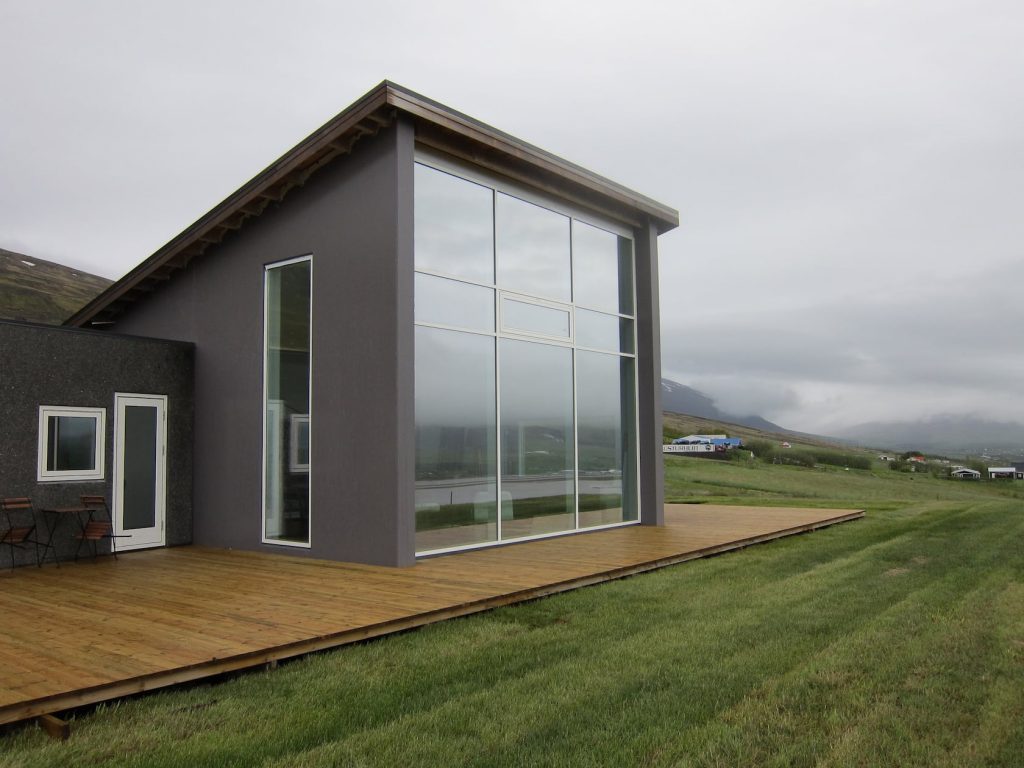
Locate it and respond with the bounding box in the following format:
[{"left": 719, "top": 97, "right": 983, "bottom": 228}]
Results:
[
  {"left": 3, "top": 1, "right": 1022, "bottom": 433},
  {"left": 662, "top": 378, "right": 1024, "bottom": 459},
  {"left": 661, "top": 379, "right": 789, "bottom": 434},
  {"left": 835, "top": 415, "right": 1024, "bottom": 458}
]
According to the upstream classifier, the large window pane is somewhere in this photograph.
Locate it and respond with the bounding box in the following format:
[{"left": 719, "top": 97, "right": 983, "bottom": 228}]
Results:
[
  {"left": 415, "top": 327, "right": 497, "bottom": 552},
  {"left": 122, "top": 405, "right": 157, "bottom": 530},
  {"left": 576, "top": 352, "right": 638, "bottom": 527},
  {"left": 499, "top": 339, "right": 575, "bottom": 538},
  {"left": 415, "top": 273, "right": 494, "bottom": 332},
  {"left": 496, "top": 193, "right": 571, "bottom": 302},
  {"left": 415, "top": 164, "right": 494, "bottom": 283},
  {"left": 572, "top": 220, "right": 634, "bottom": 315},
  {"left": 264, "top": 258, "right": 311, "bottom": 545},
  {"left": 575, "top": 309, "right": 634, "bottom": 354}
]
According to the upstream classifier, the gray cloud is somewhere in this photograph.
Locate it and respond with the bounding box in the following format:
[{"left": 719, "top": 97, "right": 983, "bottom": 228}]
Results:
[{"left": 2, "top": 0, "right": 1022, "bottom": 431}]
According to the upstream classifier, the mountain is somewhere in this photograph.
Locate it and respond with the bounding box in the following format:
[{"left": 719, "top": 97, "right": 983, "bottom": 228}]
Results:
[
  {"left": 660, "top": 378, "right": 790, "bottom": 433},
  {"left": 837, "top": 415, "right": 1024, "bottom": 458},
  {"left": 0, "top": 248, "right": 111, "bottom": 325}
]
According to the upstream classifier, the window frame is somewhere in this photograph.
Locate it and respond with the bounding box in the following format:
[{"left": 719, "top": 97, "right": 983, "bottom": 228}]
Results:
[{"left": 37, "top": 405, "right": 106, "bottom": 482}]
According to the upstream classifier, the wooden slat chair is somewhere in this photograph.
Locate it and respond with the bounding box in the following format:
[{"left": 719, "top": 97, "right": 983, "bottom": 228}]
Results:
[
  {"left": 1, "top": 497, "right": 41, "bottom": 569},
  {"left": 74, "top": 495, "right": 119, "bottom": 562}
]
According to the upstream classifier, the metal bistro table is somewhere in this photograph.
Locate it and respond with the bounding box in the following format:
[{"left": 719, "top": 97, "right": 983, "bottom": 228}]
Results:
[
  {"left": 37, "top": 507, "right": 89, "bottom": 569},
  {"left": 37, "top": 499, "right": 115, "bottom": 565}
]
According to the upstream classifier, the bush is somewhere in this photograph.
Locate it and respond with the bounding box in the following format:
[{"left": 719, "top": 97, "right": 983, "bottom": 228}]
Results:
[
  {"left": 813, "top": 450, "right": 872, "bottom": 470},
  {"left": 762, "top": 448, "right": 817, "bottom": 468},
  {"left": 745, "top": 439, "right": 773, "bottom": 458}
]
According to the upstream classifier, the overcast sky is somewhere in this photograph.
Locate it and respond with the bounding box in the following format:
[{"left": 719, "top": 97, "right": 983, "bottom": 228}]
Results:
[{"left": 2, "top": 0, "right": 1022, "bottom": 433}]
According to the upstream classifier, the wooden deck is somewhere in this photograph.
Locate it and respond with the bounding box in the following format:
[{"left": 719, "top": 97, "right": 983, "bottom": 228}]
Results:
[{"left": 0, "top": 504, "right": 862, "bottom": 726}]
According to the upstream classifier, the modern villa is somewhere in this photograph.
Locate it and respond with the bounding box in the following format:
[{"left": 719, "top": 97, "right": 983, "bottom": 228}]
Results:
[{"left": 1, "top": 81, "right": 679, "bottom": 568}]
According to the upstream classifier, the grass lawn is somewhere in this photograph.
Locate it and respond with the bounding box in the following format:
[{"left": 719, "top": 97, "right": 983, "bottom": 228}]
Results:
[{"left": 2, "top": 461, "right": 1023, "bottom": 766}]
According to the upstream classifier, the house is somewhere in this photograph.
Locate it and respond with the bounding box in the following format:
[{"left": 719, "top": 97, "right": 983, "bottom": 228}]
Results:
[
  {"left": 950, "top": 468, "right": 981, "bottom": 480},
  {"left": 1, "top": 82, "right": 678, "bottom": 568}
]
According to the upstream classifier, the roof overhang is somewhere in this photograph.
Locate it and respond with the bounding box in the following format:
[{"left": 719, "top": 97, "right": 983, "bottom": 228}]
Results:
[{"left": 68, "top": 81, "right": 680, "bottom": 328}]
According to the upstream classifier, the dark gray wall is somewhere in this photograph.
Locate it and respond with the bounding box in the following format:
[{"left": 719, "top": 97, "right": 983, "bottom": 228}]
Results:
[
  {"left": 111, "top": 120, "right": 417, "bottom": 567},
  {"left": 0, "top": 321, "right": 194, "bottom": 567},
  {"left": 635, "top": 218, "right": 665, "bottom": 525}
]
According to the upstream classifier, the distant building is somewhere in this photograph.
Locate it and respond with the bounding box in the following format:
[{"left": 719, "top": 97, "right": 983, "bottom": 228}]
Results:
[
  {"left": 671, "top": 434, "right": 743, "bottom": 448},
  {"left": 988, "top": 467, "right": 1022, "bottom": 480},
  {"left": 663, "top": 444, "right": 719, "bottom": 455},
  {"left": 951, "top": 468, "right": 981, "bottom": 480}
]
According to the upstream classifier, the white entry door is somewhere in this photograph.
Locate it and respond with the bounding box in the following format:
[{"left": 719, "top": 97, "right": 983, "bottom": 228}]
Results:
[{"left": 114, "top": 393, "right": 167, "bottom": 550}]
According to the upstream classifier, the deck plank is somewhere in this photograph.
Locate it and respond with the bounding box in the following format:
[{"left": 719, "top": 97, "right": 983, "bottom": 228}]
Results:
[{"left": 0, "top": 504, "right": 861, "bottom": 725}]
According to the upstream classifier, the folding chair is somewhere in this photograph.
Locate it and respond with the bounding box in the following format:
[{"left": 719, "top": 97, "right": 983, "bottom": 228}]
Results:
[
  {"left": 74, "top": 495, "right": 120, "bottom": 561},
  {"left": 1, "top": 497, "right": 41, "bottom": 569}
]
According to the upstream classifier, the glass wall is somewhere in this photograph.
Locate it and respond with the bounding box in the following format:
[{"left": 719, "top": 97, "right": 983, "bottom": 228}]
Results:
[
  {"left": 263, "top": 256, "right": 312, "bottom": 545},
  {"left": 414, "top": 160, "right": 639, "bottom": 554}
]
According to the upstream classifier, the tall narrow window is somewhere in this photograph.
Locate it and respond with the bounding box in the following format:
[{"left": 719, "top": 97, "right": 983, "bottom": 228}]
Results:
[{"left": 263, "top": 256, "right": 312, "bottom": 545}]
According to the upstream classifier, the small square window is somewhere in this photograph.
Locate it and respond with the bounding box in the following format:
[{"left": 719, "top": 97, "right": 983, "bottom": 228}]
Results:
[{"left": 37, "top": 406, "right": 105, "bottom": 482}]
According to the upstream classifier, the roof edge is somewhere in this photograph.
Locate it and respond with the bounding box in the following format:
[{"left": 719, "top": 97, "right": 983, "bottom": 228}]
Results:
[{"left": 68, "top": 81, "right": 678, "bottom": 328}]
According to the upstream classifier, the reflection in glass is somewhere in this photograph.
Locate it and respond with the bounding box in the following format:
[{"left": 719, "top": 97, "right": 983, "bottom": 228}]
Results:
[
  {"left": 122, "top": 405, "right": 157, "bottom": 530},
  {"left": 415, "top": 164, "right": 494, "bottom": 283},
  {"left": 415, "top": 326, "right": 497, "bottom": 552},
  {"left": 499, "top": 339, "right": 575, "bottom": 538},
  {"left": 575, "top": 309, "right": 634, "bottom": 354},
  {"left": 415, "top": 273, "right": 495, "bottom": 332},
  {"left": 576, "top": 351, "right": 638, "bottom": 527},
  {"left": 501, "top": 297, "right": 570, "bottom": 338},
  {"left": 496, "top": 193, "right": 571, "bottom": 301},
  {"left": 572, "top": 220, "right": 634, "bottom": 315},
  {"left": 264, "top": 258, "right": 311, "bottom": 544},
  {"left": 290, "top": 415, "right": 310, "bottom": 472},
  {"left": 47, "top": 416, "right": 97, "bottom": 471}
]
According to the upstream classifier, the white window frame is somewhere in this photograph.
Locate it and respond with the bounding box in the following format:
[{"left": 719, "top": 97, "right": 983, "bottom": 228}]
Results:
[
  {"left": 37, "top": 406, "right": 106, "bottom": 482},
  {"left": 498, "top": 291, "right": 574, "bottom": 344}
]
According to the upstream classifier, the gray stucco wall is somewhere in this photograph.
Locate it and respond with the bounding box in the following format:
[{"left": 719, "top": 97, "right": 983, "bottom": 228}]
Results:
[
  {"left": 110, "top": 120, "right": 417, "bottom": 567},
  {"left": 0, "top": 321, "right": 194, "bottom": 567}
]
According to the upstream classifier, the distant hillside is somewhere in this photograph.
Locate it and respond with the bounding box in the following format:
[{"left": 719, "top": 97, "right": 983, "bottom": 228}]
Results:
[
  {"left": 662, "top": 411, "right": 854, "bottom": 454},
  {"left": 837, "top": 415, "right": 1024, "bottom": 458},
  {"left": 0, "top": 248, "right": 111, "bottom": 325},
  {"left": 661, "top": 378, "right": 790, "bottom": 433}
]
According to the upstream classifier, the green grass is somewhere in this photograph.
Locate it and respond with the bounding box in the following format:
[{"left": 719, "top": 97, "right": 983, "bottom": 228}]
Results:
[{"left": 3, "top": 461, "right": 1023, "bottom": 766}]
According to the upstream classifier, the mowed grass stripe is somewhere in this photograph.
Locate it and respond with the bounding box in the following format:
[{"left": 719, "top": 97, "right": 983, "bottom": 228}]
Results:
[{"left": 2, "top": 471, "right": 1022, "bottom": 766}]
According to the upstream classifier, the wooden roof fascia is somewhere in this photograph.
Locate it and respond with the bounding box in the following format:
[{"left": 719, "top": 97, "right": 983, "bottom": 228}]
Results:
[
  {"left": 385, "top": 85, "right": 679, "bottom": 234},
  {"left": 67, "top": 85, "right": 395, "bottom": 327},
  {"left": 414, "top": 123, "right": 646, "bottom": 231}
]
